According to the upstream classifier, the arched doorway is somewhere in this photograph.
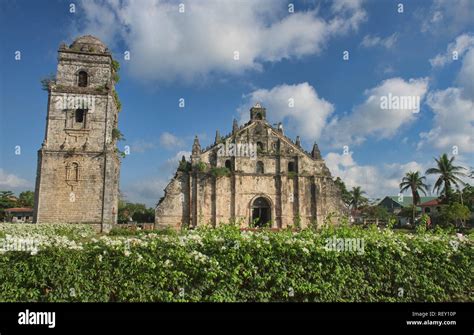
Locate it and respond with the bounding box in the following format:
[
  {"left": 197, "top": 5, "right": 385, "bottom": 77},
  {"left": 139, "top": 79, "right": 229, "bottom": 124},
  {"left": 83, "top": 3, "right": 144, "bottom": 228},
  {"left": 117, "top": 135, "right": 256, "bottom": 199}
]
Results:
[{"left": 251, "top": 197, "right": 271, "bottom": 227}]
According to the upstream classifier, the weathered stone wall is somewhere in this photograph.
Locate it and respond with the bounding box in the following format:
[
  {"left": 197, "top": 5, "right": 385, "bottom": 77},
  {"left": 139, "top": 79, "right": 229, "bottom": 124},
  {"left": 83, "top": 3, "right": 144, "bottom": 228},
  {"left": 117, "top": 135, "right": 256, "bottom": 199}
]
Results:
[
  {"left": 34, "top": 151, "right": 104, "bottom": 223},
  {"left": 34, "top": 36, "right": 120, "bottom": 231},
  {"left": 155, "top": 110, "right": 348, "bottom": 230}
]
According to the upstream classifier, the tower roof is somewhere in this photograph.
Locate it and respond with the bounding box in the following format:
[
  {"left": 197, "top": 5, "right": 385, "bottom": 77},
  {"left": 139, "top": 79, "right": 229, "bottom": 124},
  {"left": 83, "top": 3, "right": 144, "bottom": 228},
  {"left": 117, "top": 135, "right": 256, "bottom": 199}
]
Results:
[{"left": 69, "top": 35, "right": 108, "bottom": 53}]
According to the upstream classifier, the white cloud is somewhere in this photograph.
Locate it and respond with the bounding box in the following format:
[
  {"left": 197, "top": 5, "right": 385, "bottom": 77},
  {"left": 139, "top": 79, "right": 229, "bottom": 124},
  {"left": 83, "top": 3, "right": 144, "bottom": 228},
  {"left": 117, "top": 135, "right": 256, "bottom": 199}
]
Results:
[
  {"left": 456, "top": 48, "right": 474, "bottom": 99},
  {"left": 159, "top": 132, "right": 185, "bottom": 150},
  {"left": 429, "top": 33, "right": 474, "bottom": 67},
  {"left": 0, "top": 169, "right": 30, "bottom": 189},
  {"left": 360, "top": 33, "right": 398, "bottom": 49},
  {"left": 123, "top": 178, "right": 168, "bottom": 207},
  {"left": 165, "top": 151, "right": 191, "bottom": 170},
  {"left": 421, "top": 0, "right": 474, "bottom": 35},
  {"left": 420, "top": 36, "right": 474, "bottom": 154},
  {"left": 75, "top": 0, "right": 366, "bottom": 82},
  {"left": 324, "top": 152, "right": 431, "bottom": 198},
  {"left": 238, "top": 82, "right": 334, "bottom": 140},
  {"left": 123, "top": 150, "right": 191, "bottom": 207},
  {"left": 324, "top": 77, "right": 429, "bottom": 147},
  {"left": 419, "top": 87, "right": 474, "bottom": 153},
  {"left": 129, "top": 139, "right": 157, "bottom": 153}
]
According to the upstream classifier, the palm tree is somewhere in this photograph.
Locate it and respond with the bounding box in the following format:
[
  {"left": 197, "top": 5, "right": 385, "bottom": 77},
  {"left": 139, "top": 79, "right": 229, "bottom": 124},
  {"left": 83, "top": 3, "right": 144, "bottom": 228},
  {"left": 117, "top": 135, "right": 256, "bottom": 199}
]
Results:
[
  {"left": 399, "top": 171, "right": 430, "bottom": 224},
  {"left": 425, "top": 154, "right": 467, "bottom": 203},
  {"left": 349, "top": 186, "right": 367, "bottom": 210}
]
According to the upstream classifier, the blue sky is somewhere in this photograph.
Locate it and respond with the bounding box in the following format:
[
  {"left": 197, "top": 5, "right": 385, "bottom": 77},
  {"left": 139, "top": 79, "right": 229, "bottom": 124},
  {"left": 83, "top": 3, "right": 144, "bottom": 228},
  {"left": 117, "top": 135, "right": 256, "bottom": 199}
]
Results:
[{"left": 1, "top": 0, "right": 473, "bottom": 207}]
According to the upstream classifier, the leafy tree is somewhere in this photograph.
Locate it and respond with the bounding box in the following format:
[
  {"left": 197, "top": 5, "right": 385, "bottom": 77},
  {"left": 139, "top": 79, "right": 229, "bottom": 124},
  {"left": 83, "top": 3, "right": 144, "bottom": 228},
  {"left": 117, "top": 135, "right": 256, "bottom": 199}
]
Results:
[
  {"left": 452, "top": 184, "right": 474, "bottom": 211},
  {"left": 437, "top": 202, "right": 470, "bottom": 228},
  {"left": 399, "top": 171, "right": 429, "bottom": 225},
  {"left": 118, "top": 200, "right": 154, "bottom": 223},
  {"left": 361, "top": 205, "right": 395, "bottom": 221},
  {"left": 18, "top": 191, "right": 34, "bottom": 207},
  {"left": 426, "top": 154, "right": 467, "bottom": 203},
  {"left": 178, "top": 156, "right": 191, "bottom": 172},
  {"left": 399, "top": 205, "right": 417, "bottom": 224},
  {"left": 334, "top": 177, "right": 351, "bottom": 206},
  {"left": 0, "top": 191, "right": 17, "bottom": 220},
  {"left": 349, "top": 186, "right": 367, "bottom": 210}
]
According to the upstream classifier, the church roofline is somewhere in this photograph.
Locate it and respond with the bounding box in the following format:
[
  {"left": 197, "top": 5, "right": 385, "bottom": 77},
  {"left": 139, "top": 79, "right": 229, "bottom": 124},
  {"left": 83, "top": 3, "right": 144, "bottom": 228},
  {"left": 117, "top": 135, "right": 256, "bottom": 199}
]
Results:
[{"left": 198, "top": 116, "right": 321, "bottom": 162}]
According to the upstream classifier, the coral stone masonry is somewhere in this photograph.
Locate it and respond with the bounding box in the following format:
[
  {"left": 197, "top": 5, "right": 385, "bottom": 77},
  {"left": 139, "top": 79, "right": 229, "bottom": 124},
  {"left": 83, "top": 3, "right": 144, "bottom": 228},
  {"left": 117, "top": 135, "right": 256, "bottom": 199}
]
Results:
[
  {"left": 155, "top": 103, "right": 347, "bottom": 229},
  {"left": 33, "top": 35, "right": 120, "bottom": 232}
]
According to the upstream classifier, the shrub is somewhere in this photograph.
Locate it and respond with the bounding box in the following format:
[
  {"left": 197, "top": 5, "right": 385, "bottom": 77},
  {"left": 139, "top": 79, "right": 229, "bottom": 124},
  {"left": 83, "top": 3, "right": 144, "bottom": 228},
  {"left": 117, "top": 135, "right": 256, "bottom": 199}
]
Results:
[
  {"left": 40, "top": 74, "right": 56, "bottom": 91},
  {"left": 0, "top": 224, "right": 471, "bottom": 302},
  {"left": 210, "top": 167, "right": 230, "bottom": 178},
  {"left": 112, "top": 90, "right": 122, "bottom": 111},
  {"left": 194, "top": 162, "right": 207, "bottom": 172}
]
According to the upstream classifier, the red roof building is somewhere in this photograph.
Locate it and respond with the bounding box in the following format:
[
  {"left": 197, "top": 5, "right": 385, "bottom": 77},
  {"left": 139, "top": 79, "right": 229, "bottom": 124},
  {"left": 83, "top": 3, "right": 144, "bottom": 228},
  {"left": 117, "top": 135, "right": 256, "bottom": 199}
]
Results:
[{"left": 419, "top": 199, "right": 442, "bottom": 214}]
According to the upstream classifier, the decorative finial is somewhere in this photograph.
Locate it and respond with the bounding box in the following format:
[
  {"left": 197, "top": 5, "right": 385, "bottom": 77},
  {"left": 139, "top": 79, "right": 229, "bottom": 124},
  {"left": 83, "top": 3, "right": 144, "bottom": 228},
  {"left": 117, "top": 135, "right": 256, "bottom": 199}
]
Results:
[
  {"left": 232, "top": 119, "right": 238, "bottom": 134},
  {"left": 215, "top": 130, "right": 221, "bottom": 144},
  {"left": 192, "top": 135, "right": 201, "bottom": 155},
  {"left": 311, "top": 142, "right": 322, "bottom": 160},
  {"left": 295, "top": 136, "right": 301, "bottom": 147}
]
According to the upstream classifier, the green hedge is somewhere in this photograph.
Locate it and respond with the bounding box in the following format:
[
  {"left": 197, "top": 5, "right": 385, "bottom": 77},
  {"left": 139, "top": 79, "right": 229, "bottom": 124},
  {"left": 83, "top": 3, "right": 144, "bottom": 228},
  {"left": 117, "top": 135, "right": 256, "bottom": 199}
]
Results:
[{"left": 0, "top": 224, "right": 472, "bottom": 302}]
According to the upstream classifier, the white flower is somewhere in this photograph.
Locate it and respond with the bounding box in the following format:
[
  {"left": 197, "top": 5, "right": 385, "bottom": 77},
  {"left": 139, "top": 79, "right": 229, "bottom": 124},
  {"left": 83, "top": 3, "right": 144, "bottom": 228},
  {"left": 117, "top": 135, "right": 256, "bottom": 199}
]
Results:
[
  {"left": 302, "top": 247, "right": 310, "bottom": 254},
  {"left": 98, "top": 255, "right": 103, "bottom": 262}
]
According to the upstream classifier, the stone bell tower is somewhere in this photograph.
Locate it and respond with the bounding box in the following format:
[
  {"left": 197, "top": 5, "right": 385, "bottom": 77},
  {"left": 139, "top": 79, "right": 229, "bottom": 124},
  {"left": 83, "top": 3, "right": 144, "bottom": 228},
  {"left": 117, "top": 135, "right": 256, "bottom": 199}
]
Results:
[{"left": 33, "top": 35, "right": 121, "bottom": 232}]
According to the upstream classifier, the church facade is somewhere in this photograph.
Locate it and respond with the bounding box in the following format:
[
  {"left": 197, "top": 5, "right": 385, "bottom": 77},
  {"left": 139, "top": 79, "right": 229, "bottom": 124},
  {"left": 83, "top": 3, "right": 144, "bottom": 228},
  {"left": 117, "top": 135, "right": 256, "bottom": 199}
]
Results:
[
  {"left": 155, "top": 104, "right": 347, "bottom": 229},
  {"left": 33, "top": 36, "right": 120, "bottom": 232}
]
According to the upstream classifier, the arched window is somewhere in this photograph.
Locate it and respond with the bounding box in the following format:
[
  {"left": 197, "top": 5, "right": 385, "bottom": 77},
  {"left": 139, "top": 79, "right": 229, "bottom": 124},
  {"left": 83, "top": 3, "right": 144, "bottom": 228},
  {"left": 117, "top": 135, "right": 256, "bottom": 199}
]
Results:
[
  {"left": 225, "top": 159, "right": 232, "bottom": 170},
  {"left": 425, "top": 208, "right": 431, "bottom": 213},
  {"left": 67, "top": 162, "right": 80, "bottom": 182},
  {"left": 288, "top": 161, "right": 296, "bottom": 172},
  {"left": 72, "top": 163, "right": 79, "bottom": 181},
  {"left": 256, "top": 161, "right": 264, "bottom": 174},
  {"left": 257, "top": 141, "right": 264, "bottom": 152},
  {"left": 78, "top": 71, "right": 88, "bottom": 87},
  {"left": 251, "top": 197, "right": 271, "bottom": 227},
  {"left": 75, "top": 109, "right": 85, "bottom": 123}
]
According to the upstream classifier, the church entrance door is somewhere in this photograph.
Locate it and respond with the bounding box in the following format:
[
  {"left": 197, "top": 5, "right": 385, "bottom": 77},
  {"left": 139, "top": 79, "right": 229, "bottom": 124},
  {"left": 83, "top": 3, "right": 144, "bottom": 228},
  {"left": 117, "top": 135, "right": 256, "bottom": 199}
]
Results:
[{"left": 251, "top": 197, "right": 271, "bottom": 227}]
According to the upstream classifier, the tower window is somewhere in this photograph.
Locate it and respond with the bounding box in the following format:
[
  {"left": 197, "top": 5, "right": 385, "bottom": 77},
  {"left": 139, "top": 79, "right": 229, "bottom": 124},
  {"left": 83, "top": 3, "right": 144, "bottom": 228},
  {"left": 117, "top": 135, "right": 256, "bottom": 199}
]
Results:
[
  {"left": 78, "top": 71, "right": 88, "bottom": 87},
  {"left": 72, "top": 162, "right": 79, "bottom": 181},
  {"left": 67, "top": 162, "right": 80, "bottom": 182},
  {"left": 225, "top": 159, "right": 232, "bottom": 170},
  {"left": 75, "top": 109, "right": 85, "bottom": 123},
  {"left": 288, "top": 161, "right": 296, "bottom": 172},
  {"left": 256, "top": 161, "right": 264, "bottom": 174}
]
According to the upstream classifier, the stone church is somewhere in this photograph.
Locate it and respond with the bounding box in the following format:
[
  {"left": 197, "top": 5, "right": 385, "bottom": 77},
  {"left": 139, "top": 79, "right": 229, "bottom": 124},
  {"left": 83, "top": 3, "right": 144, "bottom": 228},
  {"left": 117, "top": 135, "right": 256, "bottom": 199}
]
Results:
[
  {"left": 155, "top": 104, "right": 347, "bottom": 229},
  {"left": 32, "top": 35, "right": 345, "bottom": 231},
  {"left": 33, "top": 36, "right": 120, "bottom": 232}
]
